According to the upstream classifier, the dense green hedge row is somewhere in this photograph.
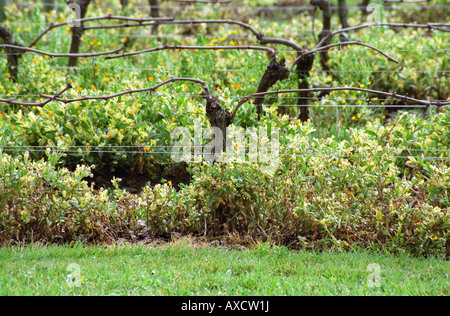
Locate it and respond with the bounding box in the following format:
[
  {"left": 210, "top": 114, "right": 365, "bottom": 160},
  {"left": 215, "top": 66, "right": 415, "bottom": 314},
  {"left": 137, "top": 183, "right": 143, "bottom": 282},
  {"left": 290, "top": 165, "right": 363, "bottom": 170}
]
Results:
[
  {"left": 0, "top": 1, "right": 448, "bottom": 259},
  {"left": 1, "top": 110, "right": 449, "bottom": 258}
]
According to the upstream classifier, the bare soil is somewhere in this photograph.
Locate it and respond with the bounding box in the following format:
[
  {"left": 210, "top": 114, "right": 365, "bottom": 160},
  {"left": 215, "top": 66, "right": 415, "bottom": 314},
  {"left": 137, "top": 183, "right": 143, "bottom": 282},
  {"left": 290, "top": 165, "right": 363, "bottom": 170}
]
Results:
[{"left": 85, "top": 162, "right": 192, "bottom": 194}]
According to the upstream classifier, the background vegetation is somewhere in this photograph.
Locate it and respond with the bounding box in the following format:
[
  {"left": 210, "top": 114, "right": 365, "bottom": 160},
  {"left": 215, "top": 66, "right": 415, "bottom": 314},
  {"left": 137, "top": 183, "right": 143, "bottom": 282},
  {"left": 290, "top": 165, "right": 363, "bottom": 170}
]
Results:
[{"left": 0, "top": 0, "right": 449, "bottom": 259}]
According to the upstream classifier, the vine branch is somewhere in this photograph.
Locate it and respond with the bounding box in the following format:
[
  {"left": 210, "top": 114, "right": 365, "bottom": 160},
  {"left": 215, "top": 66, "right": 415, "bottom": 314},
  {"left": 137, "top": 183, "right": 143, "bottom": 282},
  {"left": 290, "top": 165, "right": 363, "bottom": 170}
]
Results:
[
  {"left": 290, "top": 40, "right": 399, "bottom": 72},
  {"left": 28, "top": 14, "right": 175, "bottom": 48},
  {"left": 0, "top": 84, "right": 73, "bottom": 107},
  {"left": 231, "top": 88, "right": 449, "bottom": 122},
  {"left": 105, "top": 45, "right": 277, "bottom": 60},
  {"left": 317, "top": 22, "right": 450, "bottom": 49},
  {"left": 0, "top": 44, "right": 125, "bottom": 58}
]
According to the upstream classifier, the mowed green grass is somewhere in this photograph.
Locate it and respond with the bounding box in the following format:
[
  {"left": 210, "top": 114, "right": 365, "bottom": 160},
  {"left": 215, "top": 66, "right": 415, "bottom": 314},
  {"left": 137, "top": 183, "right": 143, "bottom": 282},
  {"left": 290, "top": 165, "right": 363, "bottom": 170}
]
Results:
[{"left": 0, "top": 238, "right": 449, "bottom": 296}]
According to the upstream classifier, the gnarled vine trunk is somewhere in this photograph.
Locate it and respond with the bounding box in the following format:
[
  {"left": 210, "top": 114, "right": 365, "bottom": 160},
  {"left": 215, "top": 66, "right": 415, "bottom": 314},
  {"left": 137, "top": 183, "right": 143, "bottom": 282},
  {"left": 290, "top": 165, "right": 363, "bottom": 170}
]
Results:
[
  {"left": 296, "top": 53, "right": 315, "bottom": 123},
  {"left": 202, "top": 92, "right": 232, "bottom": 159},
  {"left": 0, "top": 25, "right": 22, "bottom": 81},
  {"left": 255, "top": 57, "right": 290, "bottom": 119}
]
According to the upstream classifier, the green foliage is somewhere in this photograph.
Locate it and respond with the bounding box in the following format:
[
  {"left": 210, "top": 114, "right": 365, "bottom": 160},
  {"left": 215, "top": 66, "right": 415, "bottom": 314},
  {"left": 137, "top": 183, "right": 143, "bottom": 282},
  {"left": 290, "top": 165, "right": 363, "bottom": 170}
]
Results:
[
  {"left": 2, "top": 240, "right": 450, "bottom": 295},
  {"left": 2, "top": 123, "right": 449, "bottom": 257},
  {"left": 0, "top": 150, "right": 137, "bottom": 243},
  {"left": 170, "top": 127, "right": 449, "bottom": 257},
  {"left": 0, "top": 0, "right": 448, "bottom": 258}
]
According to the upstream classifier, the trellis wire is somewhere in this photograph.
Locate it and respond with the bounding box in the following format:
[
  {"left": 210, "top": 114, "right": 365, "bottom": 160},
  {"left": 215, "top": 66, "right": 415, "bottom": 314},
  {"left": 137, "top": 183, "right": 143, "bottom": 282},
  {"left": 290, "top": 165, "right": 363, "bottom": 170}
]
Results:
[
  {"left": 6, "top": 28, "right": 450, "bottom": 37},
  {"left": 3, "top": 46, "right": 449, "bottom": 57},
  {"left": 2, "top": 144, "right": 449, "bottom": 151},
  {"left": 12, "top": 2, "right": 450, "bottom": 11},
  {"left": 1, "top": 94, "right": 448, "bottom": 108},
  {"left": 0, "top": 102, "right": 446, "bottom": 108},
  {"left": 1, "top": 147, "right": 449, "bottom": 160},
  {"left": 1, "top": 92, "right": 448, "bottom": 101}
]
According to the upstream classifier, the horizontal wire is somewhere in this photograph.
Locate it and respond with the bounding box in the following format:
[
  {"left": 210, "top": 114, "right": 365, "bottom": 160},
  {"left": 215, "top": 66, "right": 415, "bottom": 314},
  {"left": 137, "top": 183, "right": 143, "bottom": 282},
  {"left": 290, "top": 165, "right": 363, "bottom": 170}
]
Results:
[
  {"left": 0, "top": 48, "right": 278, "bottom": 57},
  {"left": 34, "top": 65, "right": 450, "bottom": 74},
  {"left": 1, "top": 98, "right": 448, "bottom": 107},
  {"left": 0, "top": 100, "right": 447, "bottom": 108},
  {"left": 2, "top": 145, "right": 449, "bottom": 152},
  {"left": 266, "top": 104, "right": 446, "bottom": 108},
  {"left": 326, "top": 48, "right": 450, "bottom": 53},
  {"left": 5, "top": 22, "right": 450, "bottom": 35},
  {"left": 0, "top": 97, "right": 436, "bottom": 108},
  {"left": 6, "top": 63, "right": 449, "bottom": 74},
  {"left": 9, "top": 2, "right": 450, "bottom": 10},
  {"left": 6, "top": 32, "right": 450, "bottom": 43},
  {"left": 113, "top": 67, "right": 450, "bottom": 73},
  {"left": 2, "top": 48, "right": 449, "bottom": 58},
  {"left": 13, "top": 31, "right": 321, "bottom": 36},
  {"left": 2, "top": 144, "right": 449, "bottom": 153},
  {"left": 309, "top": 70, "right": 450, "bottom": 73},
  {"left": 1, "top": 92, "right": 448, "bottom": 102},
  {"left": 1, "top": 148, "right": 449, "bottom": 160},
  {"left": 4, "top": 42, "right": 449, "bottom": 53},
  {"left": 10, "top": 30, "right": 450, "bottom": 37}
]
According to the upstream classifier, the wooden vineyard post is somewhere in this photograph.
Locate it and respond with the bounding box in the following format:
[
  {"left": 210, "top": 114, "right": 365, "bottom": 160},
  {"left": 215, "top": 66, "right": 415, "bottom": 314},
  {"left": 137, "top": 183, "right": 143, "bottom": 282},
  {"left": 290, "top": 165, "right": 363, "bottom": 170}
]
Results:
[
  {"left": 0, "top": 25, "right": 22, "bottom": 82},
  {"left": 67, "top": 0, "right": 91, "bottom": 68}
]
